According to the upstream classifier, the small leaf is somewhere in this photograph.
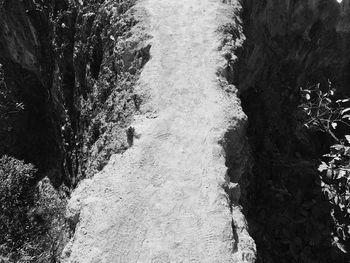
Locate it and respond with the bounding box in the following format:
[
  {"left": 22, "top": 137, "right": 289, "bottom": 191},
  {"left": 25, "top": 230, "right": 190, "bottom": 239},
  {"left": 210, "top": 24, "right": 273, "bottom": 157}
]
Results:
[
  {"left": 334, "top": 195, "right": 339, "bottom": 205},
  {"left": 335, "top": 170, "right": 347, "bottom": 179},
  {"left": 323, "top": 153, "right": 337, "bottom": 157},
  {"left": 305, "top": 94, "right": 311, "bottom": 100},
  {"left": 331, "top": 144, "right": 344, "bottom": 150},
  {"left": 331, "top": 122, "right": 338, "bottom": 129},
  {"left": 346, "top": 135, "right": 350, "bottom": 144},
  {"left": 341, "top": 108, "right": 350, "bottom": 115},
  {"left": 318, "top": 162, "right": 329, "bottom": 172},
  {"left": 342, "top": 115, "right": 350, "bottom": 120}
]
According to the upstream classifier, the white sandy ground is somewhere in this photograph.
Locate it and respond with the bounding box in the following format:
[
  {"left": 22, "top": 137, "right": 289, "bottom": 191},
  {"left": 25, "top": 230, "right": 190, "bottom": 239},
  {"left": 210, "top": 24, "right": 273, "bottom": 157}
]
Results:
[{"left": 62, "top": 0, "right": 256, "bottom": 262}]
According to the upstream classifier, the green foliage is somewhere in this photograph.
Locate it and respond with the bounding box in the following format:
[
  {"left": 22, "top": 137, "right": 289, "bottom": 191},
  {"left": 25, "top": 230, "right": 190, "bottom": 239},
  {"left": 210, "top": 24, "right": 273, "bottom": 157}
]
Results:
[
  {"left": 0, "top": 155, "right": 36, "bottom": 253},
  {"left": 319, "top": 143, "right": 350, "bottom": 250},
  {"left": 300, "top": 82, "right": 350, "bottom": 253},
  {"left": 0, "top": 156, "right": 68, "bottom": 262},
  {"left": 74, "top": 0, "right": 145, "bottom": 179},
  {"left": 300, "top": 82, "right": 350, "bottom": 142},
  {"left": 19, "top": 178, "right": 68, "bottom": 263}
]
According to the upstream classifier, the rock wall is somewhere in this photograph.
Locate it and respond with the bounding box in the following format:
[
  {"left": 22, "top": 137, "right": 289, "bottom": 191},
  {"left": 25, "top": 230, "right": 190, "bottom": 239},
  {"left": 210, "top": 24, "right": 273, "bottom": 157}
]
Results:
[
  {"left": 240, "top": 0, "right": 350, "bottom": 94},
  {"left": 0, "top": 0, "right": 146, "bottom": 187},
  {"left": 0, "top": 0, "right": 147, "bottom": 260},
  {"left": 237, "top": 0, "right": 350, "bottom": 261},
  {"left": 0, "top": 0, "right": 66, "bottom": 186}
]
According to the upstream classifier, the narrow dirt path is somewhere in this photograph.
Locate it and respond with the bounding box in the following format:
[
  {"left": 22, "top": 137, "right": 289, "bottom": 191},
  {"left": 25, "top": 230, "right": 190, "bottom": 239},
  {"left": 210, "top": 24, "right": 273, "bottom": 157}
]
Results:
[{"left": 62, "top": 0, "right": 255, "bottom": 262}]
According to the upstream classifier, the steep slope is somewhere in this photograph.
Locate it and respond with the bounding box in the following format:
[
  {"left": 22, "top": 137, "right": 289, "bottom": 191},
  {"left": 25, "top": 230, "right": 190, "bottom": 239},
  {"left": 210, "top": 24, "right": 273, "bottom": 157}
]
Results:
[
  {"left": 236, "top": 0, "right": 350, "bottom": 261},
  {"left": 0, "top": 1, "right": 146, "bottom": 260},
  {"left": 62, "top": 0, "right": 255, "bottom": 262}
]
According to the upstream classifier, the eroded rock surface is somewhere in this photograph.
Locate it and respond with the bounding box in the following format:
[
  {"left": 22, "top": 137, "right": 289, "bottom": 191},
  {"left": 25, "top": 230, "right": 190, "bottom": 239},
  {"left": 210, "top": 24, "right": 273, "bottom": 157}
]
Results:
[{"left": 62, "top": 0, "right": 255, "bottom": 262}]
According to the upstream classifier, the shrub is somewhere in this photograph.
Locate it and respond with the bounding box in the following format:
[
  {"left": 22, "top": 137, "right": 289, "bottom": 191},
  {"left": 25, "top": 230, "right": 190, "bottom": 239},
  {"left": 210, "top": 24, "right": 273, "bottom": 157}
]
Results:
[
  {"left": 300, "top": 82, "right": 350, "bottom": 252},
  {"left": 0, "top": 155, "right": 37, "bottom": 256},
  {"left": 20, "top": 178, "right": 69, "bottom": 263},
  {"left": 0, "top": 156, "right": 69, "bottom": 262}
]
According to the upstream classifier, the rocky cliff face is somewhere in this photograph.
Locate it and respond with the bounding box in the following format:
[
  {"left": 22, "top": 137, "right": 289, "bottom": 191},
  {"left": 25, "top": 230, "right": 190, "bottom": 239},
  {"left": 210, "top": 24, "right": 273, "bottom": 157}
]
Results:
[
  {"left": 0, "top": 0, "right": 147, "bottom": 260},
  {"left": 2, "top": 0, "right": 350, "bottom": 261},
  {"left": 0, "top": 0, "right": 65, "bottom": 186},
  {"left": 236, "top": 0, "right": 350, "bottom": 261},
  {"left": 0, "top": 0, "right": 146, "bottom": 187},
  {"left": 240, "top": 0, "right": 350, "bottom": 94}
]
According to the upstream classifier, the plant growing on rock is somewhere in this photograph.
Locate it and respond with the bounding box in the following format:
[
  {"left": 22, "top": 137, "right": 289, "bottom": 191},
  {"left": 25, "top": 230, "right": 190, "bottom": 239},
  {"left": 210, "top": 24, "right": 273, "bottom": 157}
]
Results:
[
  {"left": 0, "top": 156, "right": 36, "bottom": 259},
  {"left": 0, "top": 156, "right": 68, "bottom": 262},
  {"left": 300, "top": 82, "right": 350, "bottom": 252}
]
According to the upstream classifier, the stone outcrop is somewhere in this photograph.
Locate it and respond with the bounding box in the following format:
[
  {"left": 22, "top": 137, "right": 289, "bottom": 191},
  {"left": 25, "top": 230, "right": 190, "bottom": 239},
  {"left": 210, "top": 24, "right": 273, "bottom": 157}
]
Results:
[
  {"left": 62, "top": 0, "right": 256, "bottom": 261},
  {"left": 0, "top": 0, "right": 66, "bottom": 186},
  {"left": 0, "top": 0, "right": 145, "bottom": 260},
  {"left": 0, "top": 0, "right": 144, "bottom": 187}
]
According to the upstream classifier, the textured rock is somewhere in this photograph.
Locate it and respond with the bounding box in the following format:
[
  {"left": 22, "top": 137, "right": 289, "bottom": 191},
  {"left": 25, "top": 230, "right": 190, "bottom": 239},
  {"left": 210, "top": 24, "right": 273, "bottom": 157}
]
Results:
[
  {"left": 0, "top": 0, "right": 144, "bottom": 259},
  {"left": 240, "top": 0, "right": 350, "bottom": 94},
  {"left": 236, "top": 0, "right": 350, "bottom": 261},
  {"left": 0, "top": 0, "right": 61, "bottom": 182},
  {"left": 62, "top": 0, "right": 255, "bottom": 262},
  {"left": 0, "top": 0, "right": 143, "bottom": 186}
]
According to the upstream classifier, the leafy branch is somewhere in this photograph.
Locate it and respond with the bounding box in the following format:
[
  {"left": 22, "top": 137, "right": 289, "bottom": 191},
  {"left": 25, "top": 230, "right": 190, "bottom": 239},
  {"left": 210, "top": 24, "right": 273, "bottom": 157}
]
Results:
[
  {"left": 300, "top": 81, "right": 350, "bottom": 252},
  {"left": 299, "top": 82, "right": 350, "bottom": 143}
]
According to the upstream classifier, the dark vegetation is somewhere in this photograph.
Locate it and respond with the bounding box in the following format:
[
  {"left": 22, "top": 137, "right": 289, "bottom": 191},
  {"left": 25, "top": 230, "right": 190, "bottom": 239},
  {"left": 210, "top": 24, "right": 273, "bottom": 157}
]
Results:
[
  {"left": 300, "top": 83, "right": 350, "bottom": 253},
  {"left": 236, "top": 0, "right": 350, "bottom": 262},
  {"left": 0, "top": 156, "right": 67, "bottom": 262},
  {"left": 0, "top": 0, "right": 146, "bottom": 261}
]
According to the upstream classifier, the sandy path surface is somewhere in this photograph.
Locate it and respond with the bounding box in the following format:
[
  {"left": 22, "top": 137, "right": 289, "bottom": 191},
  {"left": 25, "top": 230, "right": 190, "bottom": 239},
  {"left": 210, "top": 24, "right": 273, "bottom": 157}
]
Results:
[{"left": 62, "top": 0, "right": 255, "bottom": 262}]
